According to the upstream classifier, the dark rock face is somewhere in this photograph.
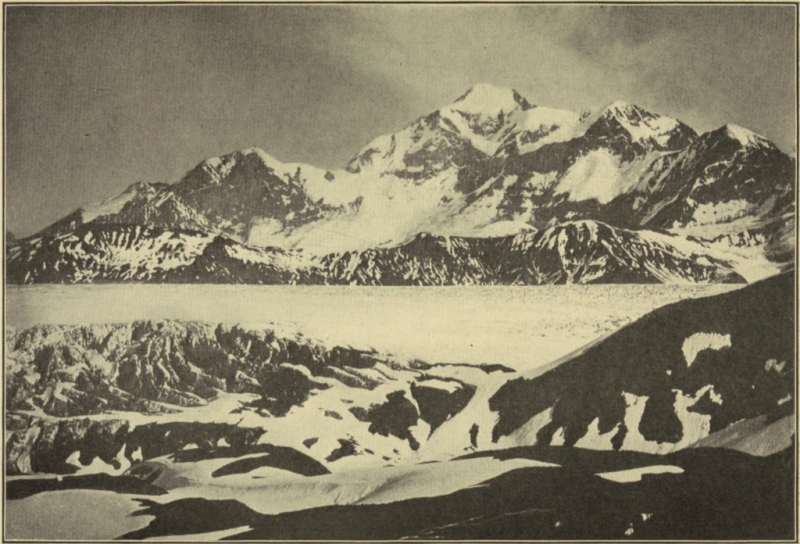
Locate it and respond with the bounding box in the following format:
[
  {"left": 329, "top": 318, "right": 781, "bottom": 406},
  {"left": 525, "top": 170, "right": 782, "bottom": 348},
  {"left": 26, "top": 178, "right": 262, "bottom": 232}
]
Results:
[
  {"left": 4, "top": 415, "right": 340, "bottom": 480},
  {"left": 350, "top": 391, "right": 421, "bottom": 450},
  {"left": 637, "top": 127, "right": 796, "bottom": 231},
  {"left": 492, "top": 118, "right": 794, "bottom": 241},
  {"left": 166, "top": 444, "right": 330, "bottom": 478},
  {"left": 124, "top": 422, "right": 266, "bottom": 461},
  {"left": 170, "top": 152, "right": 318, "bottom": 229},
  {"left": 6, "top": 473, "right": 168, "bottom": 500},
  {"left": 489, "top": 271, "right": 794, "bottom": 447},
  {"left": 77, "top": 152, "right": 353, "bottom": 241},
  {"left": 238, "top": 366, "right": 330, "bottom": 417},
  {"left": 411, "top": 379, "right": 476, "bottom": 435},
  {"left": 325, "top": 437, "right": 360, "bottom": 463},
  {"left": 5, "top": 417, "right": 131, "bottom": 475}
]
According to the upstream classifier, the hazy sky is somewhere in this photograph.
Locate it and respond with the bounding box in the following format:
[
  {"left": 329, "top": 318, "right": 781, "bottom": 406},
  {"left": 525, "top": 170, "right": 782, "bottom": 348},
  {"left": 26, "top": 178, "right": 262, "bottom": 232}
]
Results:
[{"left": 6, "top": 4, "right": 797, "bottom": 236}]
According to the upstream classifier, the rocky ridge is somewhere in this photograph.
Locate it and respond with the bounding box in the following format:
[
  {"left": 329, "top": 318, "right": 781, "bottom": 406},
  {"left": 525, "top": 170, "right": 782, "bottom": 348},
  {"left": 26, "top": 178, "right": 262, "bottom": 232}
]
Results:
[{"left": 8, "top": 220, "right": 745, "bottom": 285}]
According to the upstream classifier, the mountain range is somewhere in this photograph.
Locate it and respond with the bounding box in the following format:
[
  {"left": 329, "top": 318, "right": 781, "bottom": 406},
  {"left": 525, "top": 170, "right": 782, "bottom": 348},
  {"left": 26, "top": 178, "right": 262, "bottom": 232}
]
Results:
[{"left": 7, "top": 84, "right": 795, "bottom": 285}]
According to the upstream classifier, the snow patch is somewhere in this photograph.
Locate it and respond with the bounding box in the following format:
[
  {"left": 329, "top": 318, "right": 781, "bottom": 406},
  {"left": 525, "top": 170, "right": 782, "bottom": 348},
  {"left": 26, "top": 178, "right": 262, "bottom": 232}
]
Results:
[
  {"left": 550, "top": 427, "right": 566, "bottom": 446},
  {"left": 414, "top": 379, "right": 461, "bottom": 394},
  {"left": 496, "top": 407, "right": 553, "bottom": 449},
  {"left": 724, "top": 124, "right": 768, "bottom": 147},
  {"left": 692, "top": 199, "right": 754, "bottom": 225},
  {"left": 80, "top": 183, "right": 142, "bottom": 223},
  {"left": 144, "top": 526, "right": 253, "bottom": 541},
  {"left": 619, "top": 390, "right": 715, "bottom": 454},
  {"left": 764, "top": 359, "right": 786, "bottom": 373},
  {"left": 555, "top": 150, "right": 660, "bottom": 204},
  {"left": 682, "top": 332, "right": 732, "bottom": 367},
  {"left": 574, "top": 418, "right": 620, "bottom": 450},
  {"left": 596, "top": 465, "right": 684, "bottom": 483},
  {"left": 65, "top": 445, "right": 130, "bottom": 476},
  {"left": 452, "top": 83, "right": 527, "bottom": 116}
]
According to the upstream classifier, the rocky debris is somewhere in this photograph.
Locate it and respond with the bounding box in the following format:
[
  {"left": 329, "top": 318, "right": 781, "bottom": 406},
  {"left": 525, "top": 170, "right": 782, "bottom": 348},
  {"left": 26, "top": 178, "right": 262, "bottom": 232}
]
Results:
[
  {"left": 5, "top": 321, "right": 412, "bottom": 419},
  {"left": 325, "top": 437, "right": 360, "bottom": 463}
]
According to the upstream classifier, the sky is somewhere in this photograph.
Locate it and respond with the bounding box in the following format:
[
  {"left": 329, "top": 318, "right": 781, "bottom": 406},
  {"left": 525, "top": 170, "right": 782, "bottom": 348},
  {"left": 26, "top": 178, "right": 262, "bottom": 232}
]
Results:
[{"left": 5, "top": 4, "right": 797, "bottom": 237}]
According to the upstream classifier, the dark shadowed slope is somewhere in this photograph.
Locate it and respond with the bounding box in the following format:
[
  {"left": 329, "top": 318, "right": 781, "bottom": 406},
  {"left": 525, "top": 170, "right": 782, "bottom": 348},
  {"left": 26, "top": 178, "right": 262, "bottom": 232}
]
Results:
[
  {"left": 490, "top": 270, "right": 794, "bottom": 452},
  {"left": 114, "top": 445, "right": 793, "bottom": 541}
]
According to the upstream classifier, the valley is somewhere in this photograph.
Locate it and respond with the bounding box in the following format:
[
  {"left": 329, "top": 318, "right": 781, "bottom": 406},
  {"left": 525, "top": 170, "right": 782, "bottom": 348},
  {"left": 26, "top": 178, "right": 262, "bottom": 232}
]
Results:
[
  {"left": 4, "top": 82, "right": 795, "bottom": 541},
  {"left": 4, "top": 273, "right": 795, "bottom": 540}
]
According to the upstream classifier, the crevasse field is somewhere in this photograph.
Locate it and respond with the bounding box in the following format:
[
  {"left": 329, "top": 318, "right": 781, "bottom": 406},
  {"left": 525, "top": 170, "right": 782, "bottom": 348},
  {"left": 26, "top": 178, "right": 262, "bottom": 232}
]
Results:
[{"left": 7, "top": 284, "right": 741, "bottom": 374}]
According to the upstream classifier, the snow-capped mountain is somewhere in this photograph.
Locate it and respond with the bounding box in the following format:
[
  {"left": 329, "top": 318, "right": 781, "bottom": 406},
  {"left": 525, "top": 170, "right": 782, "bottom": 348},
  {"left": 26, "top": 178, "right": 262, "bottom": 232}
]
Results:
[
  {"left": 38, "top": 151, "right": 358, "bottom": 245},
  {"left": 7, "top": 220, "right": 745, "bottom": 285},
  {"left": 10, "top": 84, "right": 795, "bottom": 282}
]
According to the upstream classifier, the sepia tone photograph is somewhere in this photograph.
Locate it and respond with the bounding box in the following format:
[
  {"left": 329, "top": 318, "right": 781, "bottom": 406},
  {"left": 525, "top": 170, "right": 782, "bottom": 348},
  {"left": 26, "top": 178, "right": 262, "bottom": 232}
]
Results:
[{"left": 3, "top": 2, "right": 797, "bottom": 541}]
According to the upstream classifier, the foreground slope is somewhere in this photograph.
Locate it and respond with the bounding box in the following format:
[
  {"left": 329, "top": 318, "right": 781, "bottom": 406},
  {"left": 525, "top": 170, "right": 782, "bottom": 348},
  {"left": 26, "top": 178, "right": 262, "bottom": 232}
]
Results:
[
  {"left": 7, "top": 444, "right": 792, "bottom": 540},
  {"left": 490, "top": 270, "right": 794, "bottom": 453}
]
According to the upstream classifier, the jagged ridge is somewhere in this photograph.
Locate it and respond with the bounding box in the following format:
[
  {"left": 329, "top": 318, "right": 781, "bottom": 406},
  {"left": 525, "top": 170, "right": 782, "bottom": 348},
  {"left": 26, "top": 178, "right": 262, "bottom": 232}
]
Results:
[{"left": 7, "top": 221, "right": 745, "bottom": 285}]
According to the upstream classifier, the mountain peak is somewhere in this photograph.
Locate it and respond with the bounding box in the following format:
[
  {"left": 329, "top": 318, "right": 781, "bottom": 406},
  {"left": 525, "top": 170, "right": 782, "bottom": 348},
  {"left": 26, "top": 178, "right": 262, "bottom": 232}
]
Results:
[
  {"left": 452, "top": 84, "right": 534, "bottom": 114},
  {"left": 599, "top": 100, "right": 651, "bottom": 121},
  {"left": 720, "top": 123, "right": 770, "bottom": 147},
  {"left": 241, "top": 147, "right": 276, "bottom": 161},
  {"left": 197, "top": 148, "right": 285, "bottom": 181},
  {"left": 589, "top": 100, "right": 690, "bottom": 145}
]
